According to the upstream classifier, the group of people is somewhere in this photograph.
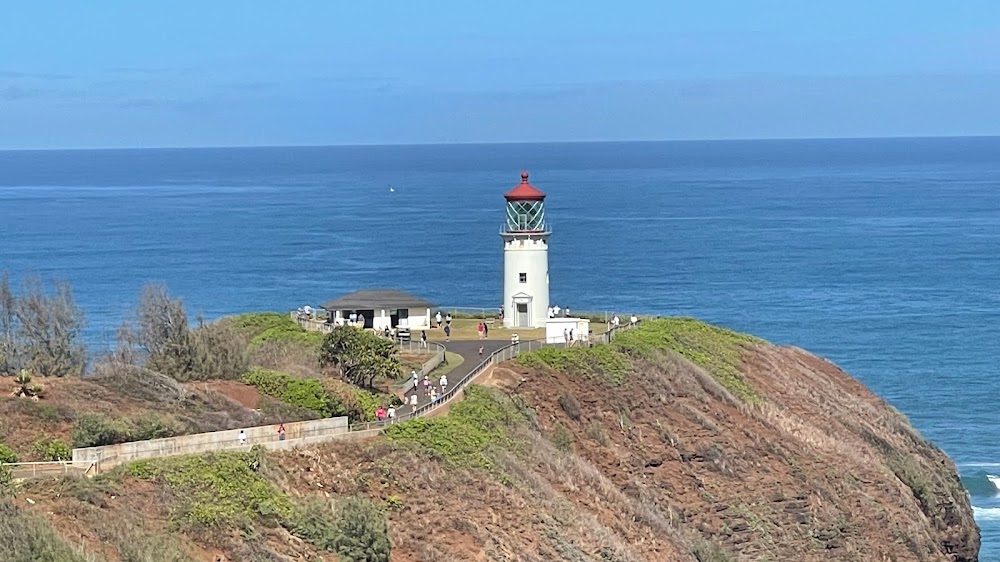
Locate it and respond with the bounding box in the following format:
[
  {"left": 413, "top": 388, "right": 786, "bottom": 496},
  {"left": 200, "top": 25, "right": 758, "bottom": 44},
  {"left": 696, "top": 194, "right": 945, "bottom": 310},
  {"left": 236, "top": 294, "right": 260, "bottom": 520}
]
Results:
[
  {"left": 405, "top": 369, "right": 448, "bottom": 410},
  {"left": 433, "top": 311, "right": 453, "bottom": 340},
  {"left": 375, "top": 404, "right": 397, "bottom": 423},
  {"left": 547, "top": 305, "right": 571, "bottom": 318}
]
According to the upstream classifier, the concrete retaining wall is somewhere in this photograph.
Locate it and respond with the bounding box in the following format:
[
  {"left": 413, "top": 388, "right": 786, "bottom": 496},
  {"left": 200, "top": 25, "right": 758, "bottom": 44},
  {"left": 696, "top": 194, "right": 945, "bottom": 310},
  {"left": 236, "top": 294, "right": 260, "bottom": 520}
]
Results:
[{"left": 72, "top": 417, "right": 348, "bottom": 468}]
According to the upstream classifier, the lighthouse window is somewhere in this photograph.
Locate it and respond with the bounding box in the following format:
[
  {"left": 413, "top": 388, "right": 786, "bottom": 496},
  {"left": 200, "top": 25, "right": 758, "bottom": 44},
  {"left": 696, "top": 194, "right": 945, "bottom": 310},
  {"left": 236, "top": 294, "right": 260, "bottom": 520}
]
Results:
[{"left": 519, "top": 272, "right": 527, "bottom": 283}]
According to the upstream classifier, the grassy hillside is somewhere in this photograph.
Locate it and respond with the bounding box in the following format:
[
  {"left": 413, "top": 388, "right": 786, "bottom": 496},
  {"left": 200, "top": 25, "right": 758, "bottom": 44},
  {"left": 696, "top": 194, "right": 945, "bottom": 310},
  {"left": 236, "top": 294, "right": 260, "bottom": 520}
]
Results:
[{"left": 0, "top": 318, "right": 980, "bottom": 562}]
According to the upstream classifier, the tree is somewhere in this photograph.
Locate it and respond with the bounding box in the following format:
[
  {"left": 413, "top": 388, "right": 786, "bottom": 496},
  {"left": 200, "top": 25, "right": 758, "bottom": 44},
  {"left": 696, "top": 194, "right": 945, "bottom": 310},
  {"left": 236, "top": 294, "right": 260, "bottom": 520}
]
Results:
[
  {"left": 0, "top": 273, "right": 18, "bottom": 375},
  {"left": 136, "top": 284, "right": 196, "bottom": 379},
  {"left": 189, "top": 315, "right": 249, "bottom": 381},
  {"left": 13, "top": 277, "right": 86, "bottom": 377},
  {"left": 319, "top": 327, "right": 399, "bottom": 389}
]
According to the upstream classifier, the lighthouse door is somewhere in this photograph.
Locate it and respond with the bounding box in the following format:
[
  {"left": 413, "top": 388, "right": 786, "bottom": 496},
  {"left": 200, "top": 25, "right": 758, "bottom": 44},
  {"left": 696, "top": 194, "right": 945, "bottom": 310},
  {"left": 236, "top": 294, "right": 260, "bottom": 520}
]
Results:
[{"left": 516, "top": 303, "right": 529, "bottom": 327}]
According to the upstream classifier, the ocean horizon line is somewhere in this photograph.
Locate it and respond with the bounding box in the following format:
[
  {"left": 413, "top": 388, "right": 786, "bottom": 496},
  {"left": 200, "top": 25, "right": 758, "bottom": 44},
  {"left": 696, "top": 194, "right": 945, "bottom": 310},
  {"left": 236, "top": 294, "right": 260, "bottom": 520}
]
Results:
[{"left": 2, "top": 133, "right": 999, "bottom": 153}]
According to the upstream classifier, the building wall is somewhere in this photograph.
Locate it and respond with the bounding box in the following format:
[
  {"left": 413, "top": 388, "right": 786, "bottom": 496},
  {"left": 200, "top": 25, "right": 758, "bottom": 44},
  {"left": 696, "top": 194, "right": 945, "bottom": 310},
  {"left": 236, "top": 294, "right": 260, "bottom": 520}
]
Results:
[
  {"left": 545, "top": 317, "right": 591, "bottom": 343},
  {"left": 502, "top": 234, "right": 550, "bottom": 328},
  {"left": 72, "top": 417, "right": 349, "bottom": 467}
]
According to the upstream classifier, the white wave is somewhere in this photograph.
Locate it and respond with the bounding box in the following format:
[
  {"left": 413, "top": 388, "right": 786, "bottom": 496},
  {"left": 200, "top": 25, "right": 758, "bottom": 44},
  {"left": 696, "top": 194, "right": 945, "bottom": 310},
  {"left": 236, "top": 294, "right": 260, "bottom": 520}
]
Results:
[
  {"left": 973, "top": 507, "right": 1000, "bottom": 521},
  {"left": 961, "top": 462, "right": 1000, "bottom": 469},
  {"left": 989, "top": 475, "right": 1000, "bottom": 490}
]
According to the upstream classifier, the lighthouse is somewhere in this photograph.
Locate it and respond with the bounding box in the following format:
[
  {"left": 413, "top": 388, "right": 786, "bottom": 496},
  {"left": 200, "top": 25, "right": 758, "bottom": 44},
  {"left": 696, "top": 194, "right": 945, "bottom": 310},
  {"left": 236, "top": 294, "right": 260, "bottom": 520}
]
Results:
[{"left": 501, "top": 171, "right": 550, "bottom": 329}]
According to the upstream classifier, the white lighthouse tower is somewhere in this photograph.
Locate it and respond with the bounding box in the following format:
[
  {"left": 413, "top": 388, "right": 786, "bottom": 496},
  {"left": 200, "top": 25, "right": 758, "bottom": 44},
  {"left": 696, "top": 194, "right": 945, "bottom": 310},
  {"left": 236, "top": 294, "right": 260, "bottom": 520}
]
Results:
[{"left": 501, "top": 171, "right": 550, "bottom": 329}]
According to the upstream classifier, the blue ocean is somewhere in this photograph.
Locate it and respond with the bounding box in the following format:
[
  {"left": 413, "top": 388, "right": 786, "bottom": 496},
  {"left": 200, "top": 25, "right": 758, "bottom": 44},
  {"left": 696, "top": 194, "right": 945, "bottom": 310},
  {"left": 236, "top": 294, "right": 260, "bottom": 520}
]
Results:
[{"left": 1, "top": 138, "right": 999, "bottom": 557}]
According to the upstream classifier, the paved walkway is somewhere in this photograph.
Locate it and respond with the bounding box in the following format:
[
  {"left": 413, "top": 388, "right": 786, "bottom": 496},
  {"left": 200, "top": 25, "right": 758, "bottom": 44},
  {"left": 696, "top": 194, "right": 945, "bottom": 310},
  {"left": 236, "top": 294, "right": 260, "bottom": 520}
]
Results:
[{"left": 394, "top": 339, "right": 509, "bottom": 416}]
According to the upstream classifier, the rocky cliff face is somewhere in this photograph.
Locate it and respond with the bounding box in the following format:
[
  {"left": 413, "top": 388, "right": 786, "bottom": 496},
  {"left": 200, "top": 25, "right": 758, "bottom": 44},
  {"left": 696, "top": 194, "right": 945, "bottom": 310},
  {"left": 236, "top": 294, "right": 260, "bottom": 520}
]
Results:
[{"left": 8, "top": 319, "right": 980, "bottom": 562}]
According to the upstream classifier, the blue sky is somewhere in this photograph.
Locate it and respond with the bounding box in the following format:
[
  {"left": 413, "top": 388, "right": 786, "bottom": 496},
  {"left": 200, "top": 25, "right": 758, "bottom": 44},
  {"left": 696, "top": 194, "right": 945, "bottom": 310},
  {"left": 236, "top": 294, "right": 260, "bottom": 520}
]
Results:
[{"left": 1, "top": 1, "right": 999, "bottom": 148}]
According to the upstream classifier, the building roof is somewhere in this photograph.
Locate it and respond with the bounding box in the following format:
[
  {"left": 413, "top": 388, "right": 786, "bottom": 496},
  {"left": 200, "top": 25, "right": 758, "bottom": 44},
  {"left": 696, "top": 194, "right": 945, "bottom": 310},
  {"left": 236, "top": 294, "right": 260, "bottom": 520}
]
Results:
[
  {"left": 504, "top": 171, "right": 546, "bottom": 201},
  {"left": 322, "top": 289, "right": 435, "bottom": 311}
]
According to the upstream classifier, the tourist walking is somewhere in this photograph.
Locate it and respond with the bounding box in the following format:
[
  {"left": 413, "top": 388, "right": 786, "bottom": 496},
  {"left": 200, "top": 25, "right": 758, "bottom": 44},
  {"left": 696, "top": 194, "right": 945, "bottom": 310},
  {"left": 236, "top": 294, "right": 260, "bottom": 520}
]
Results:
[
  {"left": 238, "top": 429, "right": 247, "bottom": 447},
  {"left": 387, "top": 405, "right": 396, "bottom": 423},
  {"left": 435, "top": 311, "right": 442, "bottom": 328},
  {"left": 421, "top": 330, "right": 428, "bottom": 348},
  {"left": 563, "top": 328, "right": 569, "bottom": 344},
  {"left": 445, "top": 313, "right": 452, "bottom": 326},
  {"left": 477, "top": 322, "right": 485, "bottom": 339},
  {"left": 630, "top": 314, "right": 638, "bottom": 326},
  {"left": 411, "top": 369, "right": 419, "bottom": 392},
  {"left": 409, "top": 392, "right": 419, "bottom": 407},
  {"left": 423, "top": 375, "right": 431, "bottom": 394},
  {"left": 479, "top": 344, "right": 484, "bottom": 357},
  {"left": 444, "top": 324, "right": 451, "bottom": 341},
  {"left": 376, "top": 406, "right": 386, "bottom": 424},
  {"left": 483, "top": 322, "right": 489, "bottom": 338},
  {"left": 277, "top": 424, "right": 286, "bottom": 441},
  {"left": 439, "top": 374, "right": 448, "bottom": 392}
]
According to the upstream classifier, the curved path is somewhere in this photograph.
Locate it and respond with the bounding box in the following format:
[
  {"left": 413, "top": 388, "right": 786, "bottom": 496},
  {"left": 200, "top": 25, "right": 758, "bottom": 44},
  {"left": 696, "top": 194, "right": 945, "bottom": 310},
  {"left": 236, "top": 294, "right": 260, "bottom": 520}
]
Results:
[{"left": 393, "top": 339, "right": 509, "bottom": 416}]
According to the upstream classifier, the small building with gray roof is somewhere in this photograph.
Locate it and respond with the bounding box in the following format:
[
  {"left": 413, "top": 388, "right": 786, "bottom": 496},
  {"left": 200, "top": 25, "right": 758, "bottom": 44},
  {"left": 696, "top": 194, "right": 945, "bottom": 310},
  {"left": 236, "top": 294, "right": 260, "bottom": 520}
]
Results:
[{"left": 321, "top": 289, "right": 434, "bottom": 331}]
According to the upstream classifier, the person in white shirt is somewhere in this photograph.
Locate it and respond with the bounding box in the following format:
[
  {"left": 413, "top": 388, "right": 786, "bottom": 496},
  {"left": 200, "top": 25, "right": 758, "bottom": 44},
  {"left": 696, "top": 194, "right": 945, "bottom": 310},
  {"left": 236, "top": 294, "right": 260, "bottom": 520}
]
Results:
[
  {"left": 612, "top": 315, "right": 620, "bottom": 327},
  {"left": 553, "top": 305, "right": 561, "bottom": 317},
  {"left": 238, "top": 429, "right": 247, "bottom": 446},
  {"left": 409, "top": 392, "right": 418, "bottom": 407},
  {"left": 411, "top": 370, "right": 419, "bottom": 391},
  {"left": 439, "top": 374, "right": 448, "bottom": 392},
  {"left": 387, "top": 405, "right": 396, "bottom": 421},
  {"left": 630, "top": 314, "right": 638, "bottom": 325},
  {"left": 435, "top": 311, "right": 442, "bottom": 328},
  {"left": 547, "top": 306, "right": 554, "bottom": 318}
]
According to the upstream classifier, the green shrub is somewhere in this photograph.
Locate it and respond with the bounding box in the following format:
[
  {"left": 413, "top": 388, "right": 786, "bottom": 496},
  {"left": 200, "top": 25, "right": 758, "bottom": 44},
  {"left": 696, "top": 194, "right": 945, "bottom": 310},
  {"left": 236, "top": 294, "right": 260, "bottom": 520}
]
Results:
[
  {"left": 289, "top": 496, "right": 390, "bottom": 562},
  {"left": 252, "top": 325, "right": 325, "bottom": 348},
  {"left": 385, "top": 386, "right": 525, "bottom": 470},
  {"left": 551, "top": 424, "right": 573, "bottom": 453},
  {"left": 242, "top": 369, "right": 343, "bottom": 417},
  {"left": 227, "top": 312, "right": 294, "bottom": 338},
  {"left": 71, "top": 413, "right": 182, "bottom": 448},
  {"left": 517, "top": 345, "right": 631, "bottom": 384},
  {"left": 126, "top": 451, "right": 292, "bottom": 531},
  {"left": 71, "top": 414, "right": 131, "bottom": 447},
  {"left": 32, "top": 437, "right": 71, "bottom": 461},
  {"left": 613, "top": 317, "right": 763, "bottom": 404},
  {"left": 0, "top": 443, "right": 17, "bottom": 464}
]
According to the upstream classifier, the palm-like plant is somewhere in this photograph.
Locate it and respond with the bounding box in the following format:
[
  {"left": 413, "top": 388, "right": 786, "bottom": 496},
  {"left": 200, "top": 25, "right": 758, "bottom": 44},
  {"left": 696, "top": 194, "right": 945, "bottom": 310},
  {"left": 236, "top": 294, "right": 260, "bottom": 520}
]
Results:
[{"left": 12, "top": 369, "right": 43, "bottom": 399}]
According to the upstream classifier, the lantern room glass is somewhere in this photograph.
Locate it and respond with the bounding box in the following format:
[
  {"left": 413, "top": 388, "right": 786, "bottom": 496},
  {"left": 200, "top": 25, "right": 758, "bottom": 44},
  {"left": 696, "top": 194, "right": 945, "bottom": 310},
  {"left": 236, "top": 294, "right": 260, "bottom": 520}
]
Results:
[{"left": 506, "top": 200, "right": 545, "bottom": 231}]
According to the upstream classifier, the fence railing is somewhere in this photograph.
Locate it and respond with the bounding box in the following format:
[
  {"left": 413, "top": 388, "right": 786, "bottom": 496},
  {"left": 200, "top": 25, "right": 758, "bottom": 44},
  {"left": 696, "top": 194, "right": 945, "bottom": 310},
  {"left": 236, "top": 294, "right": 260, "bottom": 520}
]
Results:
[
  {"left": 4, "top": 460, "right": 96, "bottom": 480},
  {"left": 348, "top": 321, "right": 641, "bottom": 432}
]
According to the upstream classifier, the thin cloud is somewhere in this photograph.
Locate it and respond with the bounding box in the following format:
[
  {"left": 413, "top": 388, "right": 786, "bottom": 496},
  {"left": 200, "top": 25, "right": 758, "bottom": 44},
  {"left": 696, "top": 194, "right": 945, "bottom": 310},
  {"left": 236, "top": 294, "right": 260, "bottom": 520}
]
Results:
[
  {"left": 0, "top": 69, "right": 75, "bottom": 80},
  {"left": 1, "top": 85, "right": 43, "bottom": 101}
]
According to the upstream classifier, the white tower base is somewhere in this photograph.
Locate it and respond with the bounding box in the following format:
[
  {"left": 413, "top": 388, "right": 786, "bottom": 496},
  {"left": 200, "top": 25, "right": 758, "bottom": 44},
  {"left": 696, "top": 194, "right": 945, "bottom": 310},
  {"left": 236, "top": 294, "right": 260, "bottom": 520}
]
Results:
[{"left": 502, "top": 231, "right": 550, "bottom": 329}]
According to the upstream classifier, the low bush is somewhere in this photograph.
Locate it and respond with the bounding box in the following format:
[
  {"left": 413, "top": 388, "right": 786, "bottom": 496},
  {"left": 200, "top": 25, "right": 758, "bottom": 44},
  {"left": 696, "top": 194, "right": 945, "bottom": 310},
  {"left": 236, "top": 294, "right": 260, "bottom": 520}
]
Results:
[
  {"left": 126, "top": 450, "right": 293, "bottom": 531},
  {"left": 226, "top": 312, "right": 293, "bottom": 338},
  {"left": 32, "top": 437, "right": 71, "bottom": 461},
  {"left": 252, "top": 325, "right": 325, "bottom": 348},
  {"left": 0, "top": 443, "right": 17, "bottom": 464},
  {"left": 71, "top": 413, "right": 183, "bottom": 448},
  {"left": 385, "top": 386, "right": 525, "bottom": 470},
  {"left": 242, "top": 369, "right": 343, "bottom": 417},
  {"left": 550, "top": 424, "right": 573, "bottom": 453},
  {"left": 0, "top": 501, "right": 96, "bottom": 562},
  {"left": 558, "top": 391, "right": 582, "bottom": 421},
  {"left": 289, "top": 496, "right": 391, "bottom": 562}
]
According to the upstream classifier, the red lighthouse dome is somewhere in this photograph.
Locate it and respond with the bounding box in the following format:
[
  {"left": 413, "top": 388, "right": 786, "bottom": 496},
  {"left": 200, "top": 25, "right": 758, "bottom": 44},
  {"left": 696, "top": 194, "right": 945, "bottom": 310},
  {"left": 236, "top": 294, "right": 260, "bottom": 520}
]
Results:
[{"left": 504, "top": 171, "right": 546, "bottom": 201}]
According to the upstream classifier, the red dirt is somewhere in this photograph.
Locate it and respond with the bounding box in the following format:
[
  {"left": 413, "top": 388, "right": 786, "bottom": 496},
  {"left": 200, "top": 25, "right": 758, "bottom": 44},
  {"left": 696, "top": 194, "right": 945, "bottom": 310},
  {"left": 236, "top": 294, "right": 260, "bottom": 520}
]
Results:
[{"left": 186, "top": 380, "right": 262, "bottom": 410}]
